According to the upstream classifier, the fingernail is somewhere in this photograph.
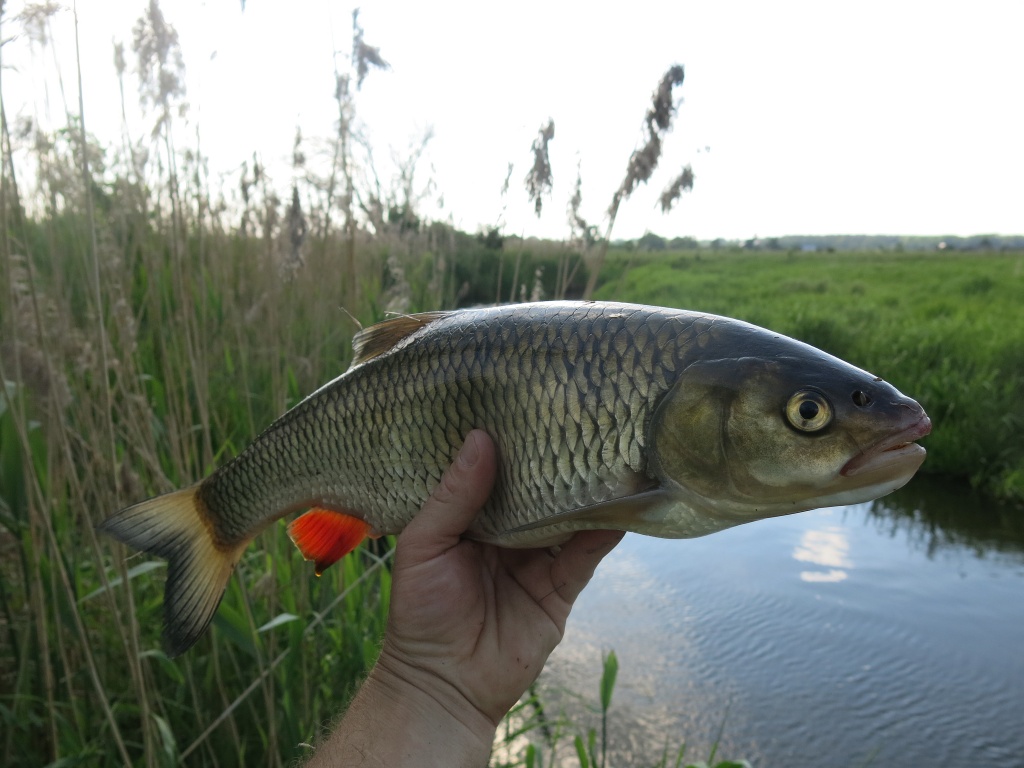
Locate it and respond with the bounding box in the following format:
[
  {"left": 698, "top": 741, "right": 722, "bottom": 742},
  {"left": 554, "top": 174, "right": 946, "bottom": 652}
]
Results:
[{"left": 458, "top": 432, "right": 480, "bottom": 468}]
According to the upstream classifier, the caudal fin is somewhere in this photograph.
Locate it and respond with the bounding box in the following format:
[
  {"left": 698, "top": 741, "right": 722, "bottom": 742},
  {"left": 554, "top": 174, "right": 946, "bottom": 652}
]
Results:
[{"left": 98, "top": 485, "right": 246, "bottom": 656}]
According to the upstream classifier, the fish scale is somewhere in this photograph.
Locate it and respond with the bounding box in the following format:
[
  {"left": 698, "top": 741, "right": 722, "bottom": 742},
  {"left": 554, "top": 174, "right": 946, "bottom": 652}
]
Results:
[{"left": 212, "top": 304, "right": 664, "bottom": 543}]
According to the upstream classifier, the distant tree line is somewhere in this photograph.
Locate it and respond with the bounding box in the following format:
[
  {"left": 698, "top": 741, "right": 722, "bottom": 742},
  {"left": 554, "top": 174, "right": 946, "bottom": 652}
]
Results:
[{"left": 619, "top": 233, "right": 1024, "bottom": 252}]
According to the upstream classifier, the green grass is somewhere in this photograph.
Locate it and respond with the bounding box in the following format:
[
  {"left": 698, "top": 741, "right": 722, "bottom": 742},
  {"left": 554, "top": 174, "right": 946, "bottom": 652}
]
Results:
[
  {"left": 493, "top": 651, "right": 750, "bottom": 768},
  {"left": 596, "top": 248, "right": 1024, "bottom": 500},
  {"left": 3, "top": 233, "right": 1020, "bottom": 766},
  {"left": 0, "top": 207, "right": 401, "bottom": 765},
  {"left": 3, "top": 209, "right": 1019, "bottom": 767},
  {"left": 0, "top": 203, "right": 739, "bottom": 766}
]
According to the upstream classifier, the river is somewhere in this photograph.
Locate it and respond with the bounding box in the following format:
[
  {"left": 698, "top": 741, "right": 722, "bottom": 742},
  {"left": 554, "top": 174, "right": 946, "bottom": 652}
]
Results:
[{"left": 535, "top": 477, "right": 1024, "bottom": 767}]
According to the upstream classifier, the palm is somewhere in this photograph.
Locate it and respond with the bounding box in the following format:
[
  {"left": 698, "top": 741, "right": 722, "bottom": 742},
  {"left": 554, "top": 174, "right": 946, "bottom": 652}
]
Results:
[{"left": 380, "top": 432, "right": 623, "bottom": 724}]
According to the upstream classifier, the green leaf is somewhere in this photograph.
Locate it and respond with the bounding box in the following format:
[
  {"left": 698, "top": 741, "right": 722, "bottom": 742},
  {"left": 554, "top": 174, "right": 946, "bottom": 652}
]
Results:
[
  {"left": 139, "top": 649, "right": 185, "bottom": 684},
  {"left": 257, "top": 612, "right": 300, "bottom": 633},
  {"left": 213, "top": 602, "right": 256, "bottom": 657},
  {"left": 152, "top": 713, "right": 178, "bottom": 763},
  {"left": 0, "top": 380, "right": 14, "bottom": 419},
  {"left": 80, "top": 561, "right": 166, "bottom": 602},
  {"left": 673, "top": 741, "right": 688, "bottom": 768},
  {"left": 574, "top": 735, "right": 590, "bottom": 768},
  {"left": 600, "top": 649, "right": 618, "bottom": 712}
]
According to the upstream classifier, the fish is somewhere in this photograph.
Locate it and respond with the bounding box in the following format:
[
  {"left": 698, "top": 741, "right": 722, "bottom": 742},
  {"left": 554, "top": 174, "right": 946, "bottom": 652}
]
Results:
[{"left": 99, "top": 301, "right": 931, "bottom": 655}]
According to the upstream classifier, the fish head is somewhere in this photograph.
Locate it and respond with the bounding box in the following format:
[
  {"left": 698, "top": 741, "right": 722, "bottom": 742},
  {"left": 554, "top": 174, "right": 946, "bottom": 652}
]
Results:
[{"left": 650, "top": 340, "right": 931, "bottom": 526}]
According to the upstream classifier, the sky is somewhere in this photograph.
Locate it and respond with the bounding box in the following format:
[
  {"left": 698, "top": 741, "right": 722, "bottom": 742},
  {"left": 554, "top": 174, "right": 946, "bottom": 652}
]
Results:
[{"left": 3, "top": 0, "right": 1022, "bottom": 241}]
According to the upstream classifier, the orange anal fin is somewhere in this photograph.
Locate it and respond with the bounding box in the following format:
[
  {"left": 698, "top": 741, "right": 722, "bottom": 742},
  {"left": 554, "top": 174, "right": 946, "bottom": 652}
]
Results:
[{"left": 287, "top": 508, "right": 371, "bottom": 576}]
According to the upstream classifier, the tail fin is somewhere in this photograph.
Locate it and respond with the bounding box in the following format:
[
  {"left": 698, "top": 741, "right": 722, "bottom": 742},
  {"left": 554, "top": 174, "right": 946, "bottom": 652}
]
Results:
[{"left": 98, "top": 485, "right": 246, "bottom": 656}]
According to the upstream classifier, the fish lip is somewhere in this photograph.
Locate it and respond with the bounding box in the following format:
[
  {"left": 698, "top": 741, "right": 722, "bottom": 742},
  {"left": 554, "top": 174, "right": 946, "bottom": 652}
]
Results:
[{"left": 840, "top": 414, "right": 932, "bottom": 478}]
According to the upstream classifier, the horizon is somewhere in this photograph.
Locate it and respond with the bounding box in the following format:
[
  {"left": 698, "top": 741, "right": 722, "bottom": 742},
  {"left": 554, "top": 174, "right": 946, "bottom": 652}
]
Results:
[{"left": 501, "top": 231, "right": 1024, "bottom": 244}]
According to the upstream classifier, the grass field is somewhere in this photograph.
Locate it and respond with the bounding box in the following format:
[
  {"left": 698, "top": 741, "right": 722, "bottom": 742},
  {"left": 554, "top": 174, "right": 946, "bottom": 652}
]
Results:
[{"left": 596, "top": 248, "right": 1024, "bottom": 500}]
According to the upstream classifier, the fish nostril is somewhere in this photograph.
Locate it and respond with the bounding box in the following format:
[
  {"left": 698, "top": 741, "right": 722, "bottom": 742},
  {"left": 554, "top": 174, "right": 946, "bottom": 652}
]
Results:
[{"left": 852, "top": 390, "right": 872, "bottom": 407}]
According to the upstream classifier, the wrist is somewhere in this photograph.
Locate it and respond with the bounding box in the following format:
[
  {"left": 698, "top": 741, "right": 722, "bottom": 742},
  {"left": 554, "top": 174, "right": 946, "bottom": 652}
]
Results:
[
  {"left": 371, "top": 648, "right": 498, "bottom": 751},
  {"left": 307, "top": 650, "right": 497, "bottom": 767}
]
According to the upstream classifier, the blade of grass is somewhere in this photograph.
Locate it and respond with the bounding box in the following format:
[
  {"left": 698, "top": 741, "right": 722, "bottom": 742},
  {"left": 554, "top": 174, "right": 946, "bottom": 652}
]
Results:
[{"left": 179, "top": 548, "right": 393, "bottom": 761}]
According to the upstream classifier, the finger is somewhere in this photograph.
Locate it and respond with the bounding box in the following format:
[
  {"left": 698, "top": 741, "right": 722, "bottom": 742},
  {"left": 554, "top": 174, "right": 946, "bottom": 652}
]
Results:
[
  {"left": 397, "top": 430, "right": 497, "bottom": 565},
  {"left": 548, "top": 529, "right": 625, "bottom": 606}
]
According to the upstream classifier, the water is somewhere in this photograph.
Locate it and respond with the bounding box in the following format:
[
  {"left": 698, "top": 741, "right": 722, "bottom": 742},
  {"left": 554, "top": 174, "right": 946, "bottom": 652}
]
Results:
[{"left": 540, "top": 478, "right": 1024, "bottom": 766}]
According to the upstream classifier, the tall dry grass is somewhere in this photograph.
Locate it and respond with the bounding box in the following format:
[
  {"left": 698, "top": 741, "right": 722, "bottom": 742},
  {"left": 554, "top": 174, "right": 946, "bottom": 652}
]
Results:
[
  {"left": 0, "top": 82, "right": 403, "bottom": 768},
  {"left": 0, "top": 3, "right": 721, "bottom": 765},
  {"left": 0, "top": 4, "right": 444, "bottom": 766}
]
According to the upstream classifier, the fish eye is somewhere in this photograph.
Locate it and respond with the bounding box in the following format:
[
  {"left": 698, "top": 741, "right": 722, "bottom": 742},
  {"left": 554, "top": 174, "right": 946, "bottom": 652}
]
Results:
[{"left": 785, "top": 390, "right": 833, "bottom": 432}]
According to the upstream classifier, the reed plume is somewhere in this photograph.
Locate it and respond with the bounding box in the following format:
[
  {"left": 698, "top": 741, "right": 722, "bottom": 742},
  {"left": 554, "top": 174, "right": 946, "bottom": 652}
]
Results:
[{"left": 583, "top": 65, "right": 688, "bottom": 298}]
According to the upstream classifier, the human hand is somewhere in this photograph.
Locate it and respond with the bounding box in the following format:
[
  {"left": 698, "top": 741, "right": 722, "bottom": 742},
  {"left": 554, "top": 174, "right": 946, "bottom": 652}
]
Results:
[
  {"left": 309, "top": 430, "right": 624, "bottom": 766},
  {"left": 378, "top": 430, "right": 625, "bottom": 728}
]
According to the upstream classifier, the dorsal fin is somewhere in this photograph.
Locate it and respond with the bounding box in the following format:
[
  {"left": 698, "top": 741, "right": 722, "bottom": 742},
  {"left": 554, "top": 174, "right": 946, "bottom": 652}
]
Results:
[{"left": 350, "top": 311, "right": 451, "bottom": 366}]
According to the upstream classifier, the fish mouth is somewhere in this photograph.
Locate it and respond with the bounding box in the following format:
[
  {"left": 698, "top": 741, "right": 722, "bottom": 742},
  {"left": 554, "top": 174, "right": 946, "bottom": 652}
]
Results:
[{"left": 840, "top": 414, "right": 932, "bottom": 478}]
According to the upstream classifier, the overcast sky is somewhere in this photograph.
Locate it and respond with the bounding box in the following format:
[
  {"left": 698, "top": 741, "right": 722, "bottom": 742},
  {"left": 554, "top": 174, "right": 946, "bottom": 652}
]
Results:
[{"left": 5, "top": 0, "right": 1022, "bottom": 240}]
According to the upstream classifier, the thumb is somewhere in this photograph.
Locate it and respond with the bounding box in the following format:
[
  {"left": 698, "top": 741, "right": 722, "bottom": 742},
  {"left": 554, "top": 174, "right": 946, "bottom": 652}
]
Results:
[{"left": 396, "top": 430, "right": 497, "bottom": 565}]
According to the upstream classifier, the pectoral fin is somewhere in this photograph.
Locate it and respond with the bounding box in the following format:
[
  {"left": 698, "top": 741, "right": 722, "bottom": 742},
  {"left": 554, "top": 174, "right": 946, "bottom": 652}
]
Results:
[
  {"left": 503, "top": 485, "right": 733, "bottom": 541},
  {"left": 288, "top": 508, "right": 372, "bottom": 575},
  {"left": 504, "top": 488, "right": 675, "bottom": 537}
]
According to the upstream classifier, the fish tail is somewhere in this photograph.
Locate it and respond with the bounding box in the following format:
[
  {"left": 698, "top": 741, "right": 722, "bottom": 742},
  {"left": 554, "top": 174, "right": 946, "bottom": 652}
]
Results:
[{"left": 99, "top": 485, "right": 247, "bottom": 656}]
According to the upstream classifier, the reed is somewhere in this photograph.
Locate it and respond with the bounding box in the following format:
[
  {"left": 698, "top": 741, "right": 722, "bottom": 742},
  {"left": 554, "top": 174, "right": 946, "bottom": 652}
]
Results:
[
  {"left": 0, "top": 3, "right": 429, "bottom": 765},
  {"left": 0, "top": 5, "right": 697, "bottom": 765},
  {"left": 0, "top": 104, "right": 403, "bottom": 768}
]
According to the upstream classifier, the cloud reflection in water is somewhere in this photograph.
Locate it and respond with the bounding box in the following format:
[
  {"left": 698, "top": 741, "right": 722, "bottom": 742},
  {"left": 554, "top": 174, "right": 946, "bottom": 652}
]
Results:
[{"left": 793, "top": 525, "right": 852, "bottom": 582}]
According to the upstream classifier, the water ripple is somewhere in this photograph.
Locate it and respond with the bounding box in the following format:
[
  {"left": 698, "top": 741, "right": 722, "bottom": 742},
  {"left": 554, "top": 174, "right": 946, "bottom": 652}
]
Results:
[{"left": 544, "top": 480, "right": 1024, "bottom": 766}]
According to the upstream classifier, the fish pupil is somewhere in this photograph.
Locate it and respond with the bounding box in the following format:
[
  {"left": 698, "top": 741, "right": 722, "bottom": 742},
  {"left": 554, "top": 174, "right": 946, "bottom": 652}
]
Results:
[{"left": 799, "top": 400, "right": 819, "bottom": 420}]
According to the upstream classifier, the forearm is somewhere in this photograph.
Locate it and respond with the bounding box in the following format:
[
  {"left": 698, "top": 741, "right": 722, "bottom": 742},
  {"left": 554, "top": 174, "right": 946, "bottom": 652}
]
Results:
[{"left": 306, "top": 657, "right": 496, "bottom": 768}]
